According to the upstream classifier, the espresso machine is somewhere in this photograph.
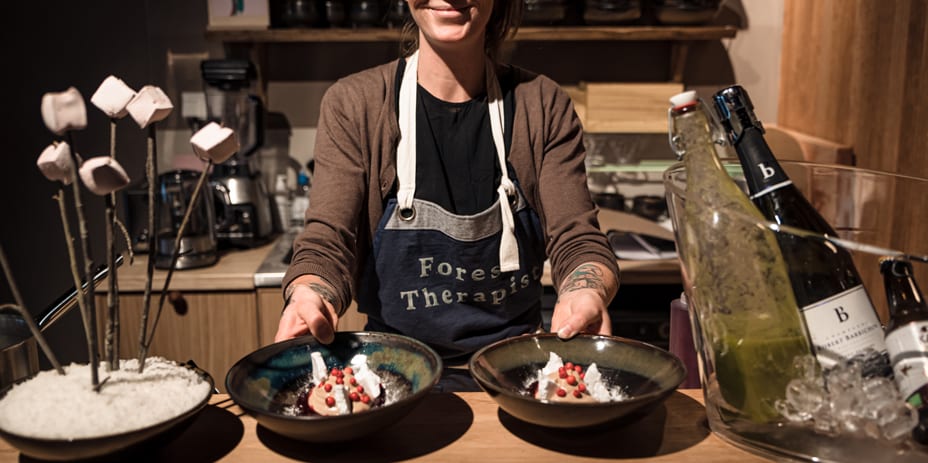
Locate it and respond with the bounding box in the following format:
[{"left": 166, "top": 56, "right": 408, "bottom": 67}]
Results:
[{"left": 201, "top": 59, "right": 276, "bottom": 248}]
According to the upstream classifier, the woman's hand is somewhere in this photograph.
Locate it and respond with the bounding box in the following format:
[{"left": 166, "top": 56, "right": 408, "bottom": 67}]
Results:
[
  {"left": 275, "top": 276, "right": 340, "bottom": 344},
  {"left": 550, "top": 262, "right": 617, "bottom": 339}
]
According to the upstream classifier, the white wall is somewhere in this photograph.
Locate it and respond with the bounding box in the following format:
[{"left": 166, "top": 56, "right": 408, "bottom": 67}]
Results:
[{"left": 725, "top": 0, "right": 785, "bottom": 123}]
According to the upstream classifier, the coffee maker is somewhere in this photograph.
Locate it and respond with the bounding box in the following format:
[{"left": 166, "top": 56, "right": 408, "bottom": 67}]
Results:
[
  {"left": 154, "top": 170, "right": 219, "bottom": 270},
  {"left": 201, "top": 59, "right": 276, "bottom": 248}
]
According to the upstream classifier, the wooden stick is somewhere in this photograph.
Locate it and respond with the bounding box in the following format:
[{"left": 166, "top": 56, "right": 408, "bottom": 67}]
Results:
[{"left": 0, "top": 245, "right": 64, "bottom": 374}]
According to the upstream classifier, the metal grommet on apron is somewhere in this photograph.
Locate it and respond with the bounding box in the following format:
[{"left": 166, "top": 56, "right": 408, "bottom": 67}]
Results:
[{"left": 356, "top": 51, "right": 547, "bottom": 360}]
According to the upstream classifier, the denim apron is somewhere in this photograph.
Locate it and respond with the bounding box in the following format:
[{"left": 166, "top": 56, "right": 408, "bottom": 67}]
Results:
[{"left": 357, "top": 51, "right": 546, "bottom": 361}]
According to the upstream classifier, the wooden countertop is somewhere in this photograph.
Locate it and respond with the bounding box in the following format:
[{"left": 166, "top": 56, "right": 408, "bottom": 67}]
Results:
[
  {"left": 101, "top": 241, "right": 277, "bottom": 292},
  {"left": 0, "top": 389, "right": 770, "bottom": 462},
  {"left": 104, "top": 206, "right": 681, "bottom": 294}
]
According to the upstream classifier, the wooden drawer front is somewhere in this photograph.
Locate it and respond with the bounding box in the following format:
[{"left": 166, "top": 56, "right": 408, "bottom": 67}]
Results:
[{"left": 95, "top": 291, "right": 259, "bottom": 392}]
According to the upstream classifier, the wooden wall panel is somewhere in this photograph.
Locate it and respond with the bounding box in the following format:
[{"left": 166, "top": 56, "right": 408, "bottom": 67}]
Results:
[{"left": 779, "top": 0, "right": 928, "bottom": 323}]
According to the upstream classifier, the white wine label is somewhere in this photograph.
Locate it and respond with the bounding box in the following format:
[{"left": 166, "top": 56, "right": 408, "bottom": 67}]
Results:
[
  {"left": 885, "top": 321, "right": 928, "bottom": 399},
  {"left": 801, "top": 285, "right": 886, "bottom": 368}
]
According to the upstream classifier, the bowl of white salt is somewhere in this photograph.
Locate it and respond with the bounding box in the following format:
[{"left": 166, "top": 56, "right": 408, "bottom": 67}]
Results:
[{"left": 0, "top": 357, "right": 213, "bottom": 461}]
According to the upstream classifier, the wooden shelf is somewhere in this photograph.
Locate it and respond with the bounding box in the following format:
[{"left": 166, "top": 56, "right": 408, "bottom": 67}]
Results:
[{"left": 206, "top": 25, "right": 737, "bottom": 43}]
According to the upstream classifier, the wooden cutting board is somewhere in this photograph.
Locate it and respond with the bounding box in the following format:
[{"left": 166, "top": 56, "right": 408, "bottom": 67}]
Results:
[{"left": 568, "top": 82, "right": 684, "bottom": 134}]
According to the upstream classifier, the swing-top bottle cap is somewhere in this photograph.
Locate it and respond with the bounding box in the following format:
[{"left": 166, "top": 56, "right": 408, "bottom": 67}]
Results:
[{"left": 669, "top": 91, "right": 698, "bottom": 109}]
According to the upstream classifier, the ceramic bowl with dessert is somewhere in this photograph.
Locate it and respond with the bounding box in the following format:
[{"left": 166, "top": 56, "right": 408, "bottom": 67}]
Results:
[
  {"left": 468, "top": 333, "right": 686, "bottom": 429},
  {"left": 225, "top": 331, "right": 442, "bottom": 443}
]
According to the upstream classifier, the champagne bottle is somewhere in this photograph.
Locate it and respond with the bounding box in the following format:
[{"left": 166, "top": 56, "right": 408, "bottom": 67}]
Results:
[
  {"left": 880, "top": 257, "right": 928, "bottom": 444},
  {"left": 713, "top": 85, "right": 890, "bottom": 376},
  {"left": 669, "top": 91, "right": 812, "bottom": 423}
]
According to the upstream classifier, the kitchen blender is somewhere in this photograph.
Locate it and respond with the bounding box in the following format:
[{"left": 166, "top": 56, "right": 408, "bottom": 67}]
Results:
[{"left": 201, "top": 59, "right": 276, "bottom": 248}]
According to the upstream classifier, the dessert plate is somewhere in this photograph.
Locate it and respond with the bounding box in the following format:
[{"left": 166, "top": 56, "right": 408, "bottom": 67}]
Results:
[
  {"left": 226, "top": 332, "right": 442, "bottom": 443},
  {"left": 469, "top": 333, "right": 685, "bottom": 429}
]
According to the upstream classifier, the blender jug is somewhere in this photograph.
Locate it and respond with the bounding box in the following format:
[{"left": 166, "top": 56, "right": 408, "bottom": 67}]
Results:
[
  {"left": 201, "top": 59, "right": 276, "bottom": 248},
  {"left": 201, "top": 59, "right": 264, "bottom": 163},
  {"left": 154, "top": 170, "right": 219, "bottom": 270}
]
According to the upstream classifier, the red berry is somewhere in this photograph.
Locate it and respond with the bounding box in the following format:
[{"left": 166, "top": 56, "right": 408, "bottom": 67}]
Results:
[
  {"left": 565, "top": 362, "right": 574, "bottom": 370},
  {"left": 573, "top": 390, "right": 582, "bottom": 398},
  {"left": 579, "top": 372, "right": 585, "bottom": 380},
  {"left": 331, "top": 368, "right": 339, "bottom": 375},
  {"left": 556, "top": 388, "right": 567, "bottom": 397},
  {"left": 574, "top": 365, "right": 582, "bottom": 373},
  {"left": 361, "top": 395, "right": 371, "bottom": 404},
  {"left": 558, "top": 370, "right": 568, "bottom": 379},
  {"left": 578, "top": 383, "right": 587, "bottom": 393},
  {"left": 323, "top": 383, "right": 332, "bottom": 392},
  {"left": 344, "top": 367, "right": 354, "bottom": 375},
  {"left": 566, "top": 375, "right": 577, "bottom": 386},
  {"left": 336, "top": 377, "right": 344, "bottom": 385},
  {"left": 349, "top": 392, "right": 360, "bottom": 401},
  {"left": 356, "top": 385, "right": 364, "bottom": 393},
  {"left": 349, "top": 377, "right": 358, "bottom": 386},
  {"left": 325, "top": 396, "right": 335, "bottom": 407}
]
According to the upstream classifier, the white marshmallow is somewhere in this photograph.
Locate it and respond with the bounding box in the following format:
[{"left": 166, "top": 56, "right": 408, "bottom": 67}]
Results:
[
  {"left": 126, "top": 85, "right": 173, "bottom": 129},
  {"left": 90, "top": 75, "right": 136, "bottom": 119},
  {"left": 78, "top": 156, "right": 130, "bottom": 195},
  {"left": 310, "top": 351, "right": 328, "bottom": 385},
  {"left": 41, "top": 87, "right": 87, "bottom": 135},
  {"left": 190, "top": 122, "right": 238, "bottom": 164},
  {"left": 37, "top": 142, "right": 75, "bottom": 185}
]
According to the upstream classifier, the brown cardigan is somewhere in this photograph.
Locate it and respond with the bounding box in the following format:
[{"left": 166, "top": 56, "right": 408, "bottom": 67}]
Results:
[{"left": 284, "top": 59, "right": 620, "bottom": 313}]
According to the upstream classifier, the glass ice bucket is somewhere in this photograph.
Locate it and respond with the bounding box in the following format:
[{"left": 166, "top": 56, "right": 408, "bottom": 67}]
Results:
[{"left": 664, "top": 160, "right": 928, "bottom": 462}]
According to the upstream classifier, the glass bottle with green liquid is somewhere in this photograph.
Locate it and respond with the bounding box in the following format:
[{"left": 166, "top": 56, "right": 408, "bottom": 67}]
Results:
[{"left": 668, "top": 91, "right": 812, "bottom": 423}]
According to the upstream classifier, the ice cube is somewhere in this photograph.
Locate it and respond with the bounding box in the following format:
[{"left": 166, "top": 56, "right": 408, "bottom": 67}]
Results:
[
  {"left": 880, "top": 402, "right": 918, "bottom": 440},
  {"left": 775, "top": 398, "right": 811, "bottom": 422},
  {"left": 786, "top": 378, "right": 826, "bottom": 414}
]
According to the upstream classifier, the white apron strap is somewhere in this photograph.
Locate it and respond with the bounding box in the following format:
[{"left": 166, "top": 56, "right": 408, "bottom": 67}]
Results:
[{"left": 395, "top": 51, "right": 520, "bottom": 272}]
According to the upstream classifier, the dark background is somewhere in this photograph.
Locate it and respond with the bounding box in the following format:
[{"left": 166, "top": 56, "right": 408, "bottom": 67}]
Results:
[{"left": 0, "top": 1, "right": 737, "bottom": 366}]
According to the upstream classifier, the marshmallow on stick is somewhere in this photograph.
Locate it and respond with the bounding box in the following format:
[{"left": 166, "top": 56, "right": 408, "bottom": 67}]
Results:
[
  {"left": 78, "top": 157, "right": 130, "bottom": 196},
  {"left": 126, "top": 86, "right": 173, "bottom": 129},
  {"left": 41, "top": 87, "right": 87, "bottom": 135},
  {"left": 37, "top": 142, "right": 75, "bottom": 185},
  {"left": 90, "top": 76, "right": 136, "bottom": 119},
  {"left": 190, "top": 122, "right": 238, "bottom": 164}
]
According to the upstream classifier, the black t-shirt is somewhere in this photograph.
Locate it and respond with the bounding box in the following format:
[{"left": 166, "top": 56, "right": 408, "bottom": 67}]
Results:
[{"left": 394, "top": 60, "right": 515, "bottom": 215}]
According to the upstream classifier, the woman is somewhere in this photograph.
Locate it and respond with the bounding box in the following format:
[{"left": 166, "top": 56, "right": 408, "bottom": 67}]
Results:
[{"left": 276, "top": 0, "right": 620, "bottom": 364}]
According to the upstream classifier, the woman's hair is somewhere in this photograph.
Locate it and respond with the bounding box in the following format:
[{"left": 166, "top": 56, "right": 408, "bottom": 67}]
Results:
[{"left": 400, "top": 1, "right": 524, "bottom": 60}]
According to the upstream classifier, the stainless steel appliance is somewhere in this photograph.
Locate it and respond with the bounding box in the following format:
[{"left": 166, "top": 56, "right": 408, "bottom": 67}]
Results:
[
  {"left": 202, "top": 59, "right": 276, "bottom": 248},
  {"left": 155, "top": 170, "right": 219, "bottom": 270}
]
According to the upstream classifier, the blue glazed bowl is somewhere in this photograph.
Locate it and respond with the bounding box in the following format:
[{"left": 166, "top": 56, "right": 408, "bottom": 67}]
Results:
[
  {"left": 226, "top": 332, "right": 442, "bottom": 442},
  {"left": 469, "top": 333, "right": 685, "bottom": 429}
]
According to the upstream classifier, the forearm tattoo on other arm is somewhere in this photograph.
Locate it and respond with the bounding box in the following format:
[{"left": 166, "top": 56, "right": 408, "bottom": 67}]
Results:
[{"left": 558, "top": 263, "right": 606, "bottom": 299}]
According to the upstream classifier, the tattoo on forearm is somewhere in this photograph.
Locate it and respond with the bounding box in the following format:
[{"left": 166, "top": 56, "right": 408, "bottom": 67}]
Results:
[
  {"left": 308, "top": 283, "right": 338, "bottom": 308},
  {"left": 558, "top": 264, "right": 606, "bottom": 298}
]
